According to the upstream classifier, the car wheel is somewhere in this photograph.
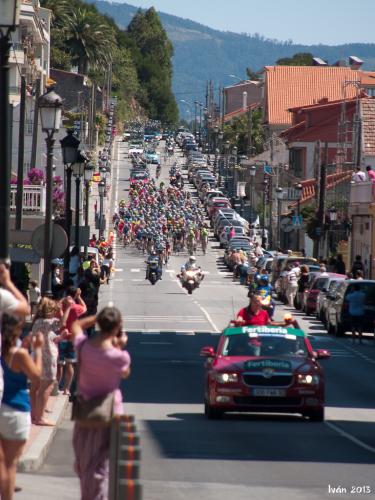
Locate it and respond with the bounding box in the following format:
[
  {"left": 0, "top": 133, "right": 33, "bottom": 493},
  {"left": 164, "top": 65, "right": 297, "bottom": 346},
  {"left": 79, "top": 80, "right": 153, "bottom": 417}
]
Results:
[
  {"left": 306, "top": 407, "right": 324, "bottom": 422},
  {"left": 204, "top": 401, "right": 223, "bottom": 420}
]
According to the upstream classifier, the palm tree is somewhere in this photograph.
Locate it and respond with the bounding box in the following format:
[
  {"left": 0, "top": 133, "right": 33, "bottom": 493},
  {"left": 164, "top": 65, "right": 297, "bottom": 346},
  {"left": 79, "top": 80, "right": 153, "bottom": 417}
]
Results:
[{"left": 62, "top": 7, "right": 115, "bottom": 75}]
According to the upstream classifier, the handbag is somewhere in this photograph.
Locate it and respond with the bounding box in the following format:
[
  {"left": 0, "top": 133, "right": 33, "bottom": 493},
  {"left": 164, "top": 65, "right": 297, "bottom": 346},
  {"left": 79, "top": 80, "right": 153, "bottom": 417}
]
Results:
[{"left": 71, "top": 340, "right": 114, "bottom": 428}]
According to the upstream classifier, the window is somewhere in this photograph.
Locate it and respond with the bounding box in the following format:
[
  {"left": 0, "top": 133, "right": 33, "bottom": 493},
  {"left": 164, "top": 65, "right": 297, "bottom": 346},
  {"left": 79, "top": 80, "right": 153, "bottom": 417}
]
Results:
[
  {"left": 365, "top": 88, "right": 375, "bottom": 97},
  {"left": 290, "top": 148, "right": 305, "bottom": 178}
]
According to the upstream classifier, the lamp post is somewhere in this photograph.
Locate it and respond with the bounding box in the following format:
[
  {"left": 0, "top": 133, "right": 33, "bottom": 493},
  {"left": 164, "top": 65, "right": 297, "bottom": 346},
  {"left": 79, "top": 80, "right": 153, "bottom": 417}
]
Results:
[
  {"left": 276, "top": 187, "right": 284, "bottom": 250},
  {"left": 328, "top": 206, "right": 337, "bottom": 254},
  {"left": 249, "top": 165, "right": 256, "bottom": 224},
  {"left": 217, "top": 130, "right": 224, "bottom": 186},
  {"left": 0, "top": 0, "right": 21, "bottom": 264},
  {"left": 98, "top": 180, "right": 106, "bottom": 239},
  {"left": 83, "top": 163, "right": 94, "bottom": 257},
  {"left": 38, "top": 88, "right": 63, "bottom": 296},
  {"left": 72, "top": 160, "right": 85, "bottom": 251},
  {"left": 224, "top": 140, "right": 230, "bottom": 191},
  {"left": 199, "top": 103, "right": 203, "bottom": 142},
  {"left": 295, "top": 183, "right": 303, "bottom": 251},
  {"left": 231, "top": 146, "right": 238, "bottom": 199},
  {"left": 60, "top": 129, "right": 80, "bottom": 279},
  {"left": 194, "top": 100, "right": 198, "bottom": 137}
]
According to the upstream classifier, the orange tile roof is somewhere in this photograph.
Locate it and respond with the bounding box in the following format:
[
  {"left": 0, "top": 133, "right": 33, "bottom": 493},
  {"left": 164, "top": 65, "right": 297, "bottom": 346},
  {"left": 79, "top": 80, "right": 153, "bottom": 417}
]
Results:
[
  {"left": 264, "top": 66, "right": 360, "bottom": 126},
  {"left": 223, "top": 102, "right": 260, "bottom": 122},
  {"left": 361, "top": 98, "right": 375, "bottom": 157},
  {"left": 360, "top": 71, "right": 375, "bottom": 86}
]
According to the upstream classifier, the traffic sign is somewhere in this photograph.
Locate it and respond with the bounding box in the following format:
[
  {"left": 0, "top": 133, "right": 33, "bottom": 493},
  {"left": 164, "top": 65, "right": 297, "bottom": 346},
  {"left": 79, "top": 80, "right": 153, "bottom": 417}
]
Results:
[
  {"left": 292, "top": 215, "right": 303, "bottom": 226},
  {"left": 31, "top": 224, "right": 68, "bottom": 258},
  {"left": 264, "top": 165, "right": 272, "bottom": 175}
]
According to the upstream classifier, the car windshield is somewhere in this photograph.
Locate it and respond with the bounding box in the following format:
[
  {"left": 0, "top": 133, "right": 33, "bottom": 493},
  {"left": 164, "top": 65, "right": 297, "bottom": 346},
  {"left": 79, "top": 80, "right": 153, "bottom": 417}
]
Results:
[
  {"left": 312, "top": 278, "right": 329, "bottom": 290},
  {"left": 222, "top": 333, "right": 308, "bottom": 357}
]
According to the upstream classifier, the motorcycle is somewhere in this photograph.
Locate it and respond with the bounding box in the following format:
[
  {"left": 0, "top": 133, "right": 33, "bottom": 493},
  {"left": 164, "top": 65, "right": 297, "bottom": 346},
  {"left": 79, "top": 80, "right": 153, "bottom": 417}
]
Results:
[
  {"left": 147, "top": 260, "right": 161, "bottom": 285},
  {"left": 180, "top": 268, "right": 203, "bottom": 295}
]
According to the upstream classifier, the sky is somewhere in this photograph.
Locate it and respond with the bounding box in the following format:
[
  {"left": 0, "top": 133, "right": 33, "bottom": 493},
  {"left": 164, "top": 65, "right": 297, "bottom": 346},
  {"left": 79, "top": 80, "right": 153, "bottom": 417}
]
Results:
[{"left": 114, "top": 0, "right": 375, "bottom": 45}]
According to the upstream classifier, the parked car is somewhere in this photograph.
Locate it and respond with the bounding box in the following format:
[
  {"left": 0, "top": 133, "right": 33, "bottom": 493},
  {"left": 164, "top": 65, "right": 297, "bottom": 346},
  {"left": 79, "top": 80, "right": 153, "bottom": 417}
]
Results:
[
  {"left": 326, "top": 280, "right": 375, "bottom": 336},
  {"left": 304, "top": 273, "right": 346, "bottom": 315},
  {"left": 207, "top": 198, "right": 232, "bottom": 218},
  {"left": 317, "top": 277, "right": 346, "bottom": 324}
]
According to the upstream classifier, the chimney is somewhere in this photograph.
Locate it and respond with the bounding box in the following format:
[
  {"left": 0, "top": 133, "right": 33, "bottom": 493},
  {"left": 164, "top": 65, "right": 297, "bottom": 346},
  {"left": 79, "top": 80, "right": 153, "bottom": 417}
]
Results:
[
  {"left": 349, "top": 56, "right": 364, "bottom": 70},
  {"left": 313, "top": 57, "right": 328, "bottom": 66},
  {"left": 333, "top": 59, "right": 346, "bottom": 67}
]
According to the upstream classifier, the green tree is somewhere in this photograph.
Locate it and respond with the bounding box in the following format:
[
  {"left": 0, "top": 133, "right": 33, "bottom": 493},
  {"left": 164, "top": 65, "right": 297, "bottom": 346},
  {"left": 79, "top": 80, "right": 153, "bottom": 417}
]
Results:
[
  {"left": 126, "top": 8, "right": 178, "bottom": 125},
  {"left": 223, "top": 108, "right": 264, "bottom": 155},
  {"left": 276, "top": 52, "right": 315, "bottom": 66}
]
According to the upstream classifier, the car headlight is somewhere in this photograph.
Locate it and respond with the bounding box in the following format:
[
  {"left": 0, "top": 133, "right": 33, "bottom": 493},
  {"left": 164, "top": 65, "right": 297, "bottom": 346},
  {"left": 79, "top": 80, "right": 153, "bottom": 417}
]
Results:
[
  {"left": 215, "top": 372, "right": 238, "bottom": 383},
  {"left": 298, "top": 374, "right": 320, "bottom": 385}
]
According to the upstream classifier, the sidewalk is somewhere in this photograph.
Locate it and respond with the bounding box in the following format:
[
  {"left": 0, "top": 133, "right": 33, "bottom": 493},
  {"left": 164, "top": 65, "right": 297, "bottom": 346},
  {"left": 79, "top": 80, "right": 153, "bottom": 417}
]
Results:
[
  {"left": 18, "top": 394, "right": 69, "bottom": 472},
  {"left": 17, "top": 139, "right": 118, "bottom": 473}
]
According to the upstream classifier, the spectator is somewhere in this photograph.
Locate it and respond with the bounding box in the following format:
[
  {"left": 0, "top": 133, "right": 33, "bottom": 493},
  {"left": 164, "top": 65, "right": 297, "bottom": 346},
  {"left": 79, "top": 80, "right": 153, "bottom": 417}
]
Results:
[
  {"left": 254, "top": 242, "right": 264, "bottom": 258},
  {"left": 69, "top": 247, "right": 81, "bottom": 286},
  {"left": 58, "top": 287, "right": 87, "bottom": 396},
  {"left": 346, "top": 284, "right": 366, "bottom": 343},
  {"left": 286, "top": 264, "right": 299, "bottom": 308},
  {"left": 366, "top": 165, "right": 375, "bottom": 182},
  {"left": 71, "top": 307, "right": 131, "bottom": 500},
  {"left": 31, "top": 298, "right": 64, "bottom": 425},
  {"left": 355, "top": 270, "right": 364, "bottom": 280},
  {"left": 297, "top": 265, "right": 310, "bottom": 309},
  {"left": 319, "top": 265, "right": 329, "bottom": 276},
  {"left": 100, "top": 251, "right": 114, "bottom": 285},
  {"left": 0, "top": 264, "right": 30, "bottom": 406},
  {"left": 335, "top": 254, "right": 346, "bottom": 275},
  {"left": 0, "top": 314, "right": 43, "bottom": 500},
  {"left": 352, "top": 166, "right": 366, "bottom": 182},
  {"left": 28, "top": 280, "right": 41, "bottom": 319},
  {"left": 351, "top": 255, "right": 364, "bottom": 276}
]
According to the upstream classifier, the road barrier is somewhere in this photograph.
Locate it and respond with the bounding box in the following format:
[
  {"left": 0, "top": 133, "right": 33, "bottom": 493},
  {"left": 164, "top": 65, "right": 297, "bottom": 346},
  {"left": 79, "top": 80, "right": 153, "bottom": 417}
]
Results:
[{"left": 109, "top": 414, "right": 143, "bottom": 500}]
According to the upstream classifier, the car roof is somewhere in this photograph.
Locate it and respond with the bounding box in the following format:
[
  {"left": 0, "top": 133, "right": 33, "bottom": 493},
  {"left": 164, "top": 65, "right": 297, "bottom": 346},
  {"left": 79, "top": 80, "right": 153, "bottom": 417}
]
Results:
[{"left": 222, "top": 325, "right": 306, "bottom": 338}]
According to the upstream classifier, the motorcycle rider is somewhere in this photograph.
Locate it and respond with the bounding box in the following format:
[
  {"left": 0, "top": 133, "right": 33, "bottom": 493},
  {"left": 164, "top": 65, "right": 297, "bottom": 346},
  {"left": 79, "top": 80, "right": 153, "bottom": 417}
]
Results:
[
  {"left": 180, "top": 256, "right": 204, "bottom": 286},
  {"left": 145, "top": 250, "right": 162, "bottom": 281}
]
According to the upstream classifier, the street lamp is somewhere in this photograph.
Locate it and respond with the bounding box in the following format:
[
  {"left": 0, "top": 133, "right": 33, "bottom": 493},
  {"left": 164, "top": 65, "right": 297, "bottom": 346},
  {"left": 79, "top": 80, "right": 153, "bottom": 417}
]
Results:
[
  {"left": 38, "top": 87, "right": 63, "bottom": 296},
  {"left": 295, "top": 183, "right": 303, "bottom": 251},
  {"left": 60, "top": 129, "right": 80, "bottom": 279},
  {"left": 83, "top": 163, "right": 94, "bottom": 257},
  {"left": 329, "top": 206, "right": 337, "bottom": 222},
  {"left": 72, "top": 158, "right": 85, "bottom": 252},
  {"left": 98, "top": 180, "right": 106, "bottom": 239},
  {"left": 0, "top": 0, "right": 21, "bottom": 263},
  {"left": 224, "top": 140, "right": 230, "bottom": 190}
]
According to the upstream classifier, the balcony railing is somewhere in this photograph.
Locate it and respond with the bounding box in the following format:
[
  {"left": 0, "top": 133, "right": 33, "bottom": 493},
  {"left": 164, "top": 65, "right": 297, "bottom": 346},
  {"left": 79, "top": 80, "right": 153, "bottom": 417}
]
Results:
[
  {"left": 350, "top": 181, "right": 375, "bottom": 205},
  {"left": 10, "top": 185, "right": 46, "bottom": 215}
]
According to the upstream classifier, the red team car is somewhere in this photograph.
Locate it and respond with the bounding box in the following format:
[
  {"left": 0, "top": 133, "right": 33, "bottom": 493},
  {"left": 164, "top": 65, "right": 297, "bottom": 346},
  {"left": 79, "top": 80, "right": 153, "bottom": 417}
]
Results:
[{"left": 200, "top": 325, "right": 330, "bottom": 422}]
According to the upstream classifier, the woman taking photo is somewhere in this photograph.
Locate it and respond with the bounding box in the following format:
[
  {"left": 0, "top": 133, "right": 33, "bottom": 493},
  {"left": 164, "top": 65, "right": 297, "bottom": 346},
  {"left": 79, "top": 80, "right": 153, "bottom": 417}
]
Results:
[
  {"left": 71, "top": 306, "right": 131, "bottom": 500},
  {"left": 0, "top": 314, "right": 43, "bottom": 500}
]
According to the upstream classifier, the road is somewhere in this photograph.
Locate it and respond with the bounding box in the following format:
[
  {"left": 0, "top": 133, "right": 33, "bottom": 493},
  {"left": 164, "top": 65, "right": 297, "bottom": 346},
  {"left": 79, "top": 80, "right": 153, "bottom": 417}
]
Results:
[{"left": 17, "top": 139, "right": 375, "bottom": 499}]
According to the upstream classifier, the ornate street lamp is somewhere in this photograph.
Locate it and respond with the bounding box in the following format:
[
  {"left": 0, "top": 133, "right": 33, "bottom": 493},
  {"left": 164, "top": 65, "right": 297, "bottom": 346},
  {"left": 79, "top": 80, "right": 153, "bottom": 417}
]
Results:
[
  {"left": 60, "top": 129, "right": 80, "bottom": 279},
  {"left": 276, "top": 187, "right": 284, "bottom": 250},
  {"left": 83, "top": 163, "right": 94, "bottom": 257},
  {"left": 38, "top": 88, "right": 63, "bottom": 295},
  {"left": 0, "top": 0, "right": 21, "bottom": 263},
  {"left": 329, "top": 206, "right": 338, "bottom": 222}
]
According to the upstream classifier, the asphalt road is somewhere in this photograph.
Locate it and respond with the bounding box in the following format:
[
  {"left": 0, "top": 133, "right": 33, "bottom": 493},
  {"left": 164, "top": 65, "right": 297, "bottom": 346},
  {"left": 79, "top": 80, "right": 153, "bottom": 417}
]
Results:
[{"left": 17, "top": 139, "right": 375, "bottom": 499}]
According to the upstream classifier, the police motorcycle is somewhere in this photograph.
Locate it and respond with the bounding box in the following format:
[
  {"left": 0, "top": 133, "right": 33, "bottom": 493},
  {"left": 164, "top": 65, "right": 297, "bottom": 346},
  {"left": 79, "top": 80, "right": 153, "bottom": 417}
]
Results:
[
  {"left": 145, "top": 251, "right": 162, "bottom": 285},
  {"left": 179, "top": 256, "right": 204, "bottom": 295}
]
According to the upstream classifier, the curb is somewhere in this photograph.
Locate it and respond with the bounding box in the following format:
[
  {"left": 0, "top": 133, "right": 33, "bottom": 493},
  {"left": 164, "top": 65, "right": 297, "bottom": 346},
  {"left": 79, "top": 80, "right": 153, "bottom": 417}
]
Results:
[
  {"left": 18, "top": 395, "right": 69, "bottom": 472},
  {"left": 125, "top": 330, "right": 219, "bottom": 335}
]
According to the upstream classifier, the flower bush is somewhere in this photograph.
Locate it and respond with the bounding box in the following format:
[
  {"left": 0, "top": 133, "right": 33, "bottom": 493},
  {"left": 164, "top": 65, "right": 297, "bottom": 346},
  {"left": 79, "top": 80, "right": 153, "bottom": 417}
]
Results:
[{"left": 27, "top": 168, "right": 45, "bottom": 185}]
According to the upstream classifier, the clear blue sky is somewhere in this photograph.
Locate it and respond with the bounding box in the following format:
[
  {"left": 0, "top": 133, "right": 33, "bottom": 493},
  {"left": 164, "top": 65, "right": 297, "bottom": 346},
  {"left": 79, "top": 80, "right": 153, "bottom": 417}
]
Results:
[{"left": 117, "top": 0, "right": 375, "bottom": 45}]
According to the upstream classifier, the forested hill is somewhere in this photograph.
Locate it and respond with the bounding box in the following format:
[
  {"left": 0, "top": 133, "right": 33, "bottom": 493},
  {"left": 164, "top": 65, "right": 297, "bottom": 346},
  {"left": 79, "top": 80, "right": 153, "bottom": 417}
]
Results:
[{"left": 91, "top": 0, "right": 375, "bottom": 112}]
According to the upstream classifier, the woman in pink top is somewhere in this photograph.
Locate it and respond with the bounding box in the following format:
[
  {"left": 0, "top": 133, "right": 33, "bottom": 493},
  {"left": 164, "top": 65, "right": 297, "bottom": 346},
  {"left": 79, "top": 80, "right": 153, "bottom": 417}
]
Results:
[{"left": 71, "top": 307, "right": 131, "bottom": 500}]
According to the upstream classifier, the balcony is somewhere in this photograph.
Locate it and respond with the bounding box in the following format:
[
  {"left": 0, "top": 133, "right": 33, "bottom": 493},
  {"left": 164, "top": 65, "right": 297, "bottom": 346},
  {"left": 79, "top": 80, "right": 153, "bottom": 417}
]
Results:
[
  {"left": 10, "top": 185, "right": 46, "bottom": 216},
  {"left": 349, "top": 181, "right": 375, "bottom": 215}
]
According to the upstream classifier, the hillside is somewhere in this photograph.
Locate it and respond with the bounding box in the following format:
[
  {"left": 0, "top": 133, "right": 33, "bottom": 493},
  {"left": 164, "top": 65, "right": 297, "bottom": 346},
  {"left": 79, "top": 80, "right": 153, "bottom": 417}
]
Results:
[{"left": 91, "top": 0, "right": 375, "bottom": 116}]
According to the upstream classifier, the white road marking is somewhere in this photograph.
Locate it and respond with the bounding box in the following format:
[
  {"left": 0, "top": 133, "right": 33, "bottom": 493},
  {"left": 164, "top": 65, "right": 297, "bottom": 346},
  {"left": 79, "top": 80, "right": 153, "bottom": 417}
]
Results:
[
  {"left": 165, "top": 270, "right": 175, "bottom": 273},
  {"left": 131, "top": 279, "right": 143, "bottom": 282},
  {"left": 195, "top": 304, "right": 220, "bottom": 333},
  {"left": 113, "top": 279, "right": 124, "bottom": 282},
  {"left": 130, "top": 268, "right": 140, "bottom": 273},
  {"left": 114, "top": 268, "right": 124, "bottom": 272},
  {"left": 176, "top": 331, "right": 195, "bottom": 335},
  {"left": 325, "top": 421, "right": 375, "bottom": 455}
]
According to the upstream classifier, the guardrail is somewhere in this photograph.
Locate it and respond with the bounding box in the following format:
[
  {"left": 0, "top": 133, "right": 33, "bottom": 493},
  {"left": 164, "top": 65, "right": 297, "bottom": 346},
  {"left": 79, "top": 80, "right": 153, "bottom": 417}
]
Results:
[
  {"left": 10, "top": 185, "right": 46, "bottom": 215},
  {"left": 109, "top": 414, "right": 142, "bottom": 500}
]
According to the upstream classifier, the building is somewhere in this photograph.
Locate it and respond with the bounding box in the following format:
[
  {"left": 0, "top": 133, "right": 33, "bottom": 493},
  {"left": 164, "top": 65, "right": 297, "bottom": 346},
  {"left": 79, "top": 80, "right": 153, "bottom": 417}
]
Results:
[
  {"left": 10, "top": 0, "right": 51, "bottom": 176},
  {"left": 224, "top": 80, "right": 262, "bottom": 116},
  {"left": 261, "top": 65, "right": 374, "bottom": 137}
]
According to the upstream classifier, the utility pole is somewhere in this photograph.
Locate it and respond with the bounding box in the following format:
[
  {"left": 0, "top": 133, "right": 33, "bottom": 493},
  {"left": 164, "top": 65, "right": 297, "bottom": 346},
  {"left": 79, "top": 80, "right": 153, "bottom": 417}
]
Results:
[
  {"left": 315, "top": 142, "right": 328, "bottom": 259},
  {"left": 15, "top": 76, "right": 26, "bottom": 230}
]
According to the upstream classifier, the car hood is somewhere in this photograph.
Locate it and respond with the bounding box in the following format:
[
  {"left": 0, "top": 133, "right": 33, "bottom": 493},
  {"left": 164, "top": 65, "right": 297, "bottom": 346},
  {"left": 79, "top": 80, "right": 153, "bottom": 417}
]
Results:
[{"left": 212, "top": 356, "right": 312, "bottom": 372}]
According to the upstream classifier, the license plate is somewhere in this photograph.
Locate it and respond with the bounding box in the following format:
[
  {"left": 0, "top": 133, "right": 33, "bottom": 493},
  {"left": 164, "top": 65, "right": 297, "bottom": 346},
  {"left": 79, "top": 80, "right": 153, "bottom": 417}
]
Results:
[{"left": 253, "top": 388, "right": 286, "bottom": 397}]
